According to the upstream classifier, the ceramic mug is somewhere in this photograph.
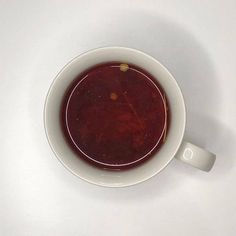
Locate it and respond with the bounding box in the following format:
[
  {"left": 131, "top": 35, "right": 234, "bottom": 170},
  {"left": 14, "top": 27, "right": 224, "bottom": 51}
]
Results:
[{"left": 44, "top": 47, "right": 216, "bottom": 187}]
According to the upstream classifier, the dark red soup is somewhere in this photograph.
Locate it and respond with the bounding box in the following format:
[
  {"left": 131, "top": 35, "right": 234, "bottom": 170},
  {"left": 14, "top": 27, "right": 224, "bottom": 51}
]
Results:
[{"left": 61, "top": 63, "right": 169, "bottom": 170}]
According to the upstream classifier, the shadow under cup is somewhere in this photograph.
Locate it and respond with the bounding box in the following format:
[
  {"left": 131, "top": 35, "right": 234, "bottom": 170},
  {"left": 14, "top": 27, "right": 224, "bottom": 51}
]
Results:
[{"left": 44, "top": 47, "right": 186, "bottom": 187}]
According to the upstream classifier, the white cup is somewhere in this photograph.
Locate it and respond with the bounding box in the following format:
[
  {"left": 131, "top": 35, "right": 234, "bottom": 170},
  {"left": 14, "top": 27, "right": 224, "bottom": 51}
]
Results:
[{"left": 44, "top": 47, "right": 216, "bottom": 187}]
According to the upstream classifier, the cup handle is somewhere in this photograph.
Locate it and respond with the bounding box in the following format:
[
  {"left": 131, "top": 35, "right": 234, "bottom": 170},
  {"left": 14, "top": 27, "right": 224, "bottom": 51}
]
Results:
[{"left": 175, "top": 141, "right": 216, "bottom": 172}]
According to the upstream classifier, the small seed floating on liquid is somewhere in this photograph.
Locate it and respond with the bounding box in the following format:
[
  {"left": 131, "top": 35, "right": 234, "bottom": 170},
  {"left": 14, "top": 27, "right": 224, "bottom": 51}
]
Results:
[
  {"left": 119, "top": 63, "right": 129, "bottom": 72},
  {"left": 110, "top": 92, "right": 118, "bottom": 100}
]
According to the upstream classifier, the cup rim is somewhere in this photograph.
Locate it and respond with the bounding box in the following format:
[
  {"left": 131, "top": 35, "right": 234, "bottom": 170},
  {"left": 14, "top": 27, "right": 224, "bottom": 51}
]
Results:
[{"left": 44, "top": 46, "right": 186, "bottom": 187}]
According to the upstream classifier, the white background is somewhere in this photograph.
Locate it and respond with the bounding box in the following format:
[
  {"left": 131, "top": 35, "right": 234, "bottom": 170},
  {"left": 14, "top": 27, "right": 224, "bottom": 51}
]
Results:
[{"left": 1, "top": 0, "right": 236, "bottom": 235}]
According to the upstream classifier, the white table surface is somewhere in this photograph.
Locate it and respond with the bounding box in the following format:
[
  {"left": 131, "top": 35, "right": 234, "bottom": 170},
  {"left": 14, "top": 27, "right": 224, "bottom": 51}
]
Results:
[{"left": 1, "top": 0, "right": 236, "bottom": 235}]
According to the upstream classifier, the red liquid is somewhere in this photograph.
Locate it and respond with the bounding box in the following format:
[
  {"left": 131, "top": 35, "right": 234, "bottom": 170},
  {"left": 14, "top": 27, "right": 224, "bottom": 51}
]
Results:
[{"left": 61, "top": 63, "right": 168, "bottom": 170}]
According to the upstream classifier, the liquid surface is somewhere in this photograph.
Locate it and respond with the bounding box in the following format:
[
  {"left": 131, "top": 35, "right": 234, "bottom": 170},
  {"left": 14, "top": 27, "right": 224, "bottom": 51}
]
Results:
[{"left": 61, "top": 63, "right": 168, "bottom": 170}]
